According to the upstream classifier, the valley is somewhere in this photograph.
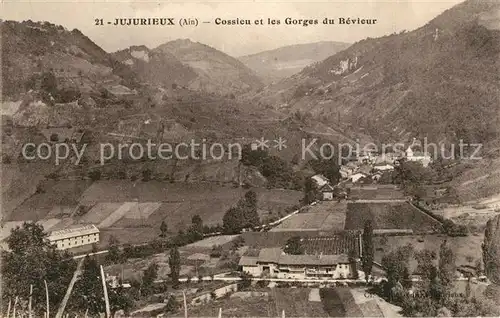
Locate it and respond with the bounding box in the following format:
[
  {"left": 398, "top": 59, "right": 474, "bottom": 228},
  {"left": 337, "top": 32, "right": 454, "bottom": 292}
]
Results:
[{"left": 1, "top": 0, "right": 500, "bottom": 317}]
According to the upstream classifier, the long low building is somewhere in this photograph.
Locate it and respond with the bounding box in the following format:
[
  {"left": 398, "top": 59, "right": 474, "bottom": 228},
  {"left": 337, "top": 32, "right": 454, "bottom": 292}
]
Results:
[
  {"left": 47, "top": 224, "right": 100, "bottom": 250},
  {"left": 239, "top": 247, "right": 355, "bottom": 280}
]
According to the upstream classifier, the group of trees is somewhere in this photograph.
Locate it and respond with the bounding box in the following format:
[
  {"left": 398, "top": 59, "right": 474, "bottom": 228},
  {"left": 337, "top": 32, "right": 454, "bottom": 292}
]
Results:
[
  {"left": 373, "top": 239, "right": 499, "bottom": 317},
  {"left": 222, "top": 190, "right": 260, "bottom": 234},
  {"left": 1, "top": 222, "right": 132, "bottom": 317},
  {"left": 240, "top": 145, "right": 301, "bottom": 189},
  {"left": 2, "top": 223, "right": 76, "bottom": 316},
  {"left": 68, "top": 256, "right": 133, "bottom": 316}
]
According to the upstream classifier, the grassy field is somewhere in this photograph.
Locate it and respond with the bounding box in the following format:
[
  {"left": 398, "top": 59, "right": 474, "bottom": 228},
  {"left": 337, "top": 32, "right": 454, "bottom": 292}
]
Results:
[
  {"left": 373, "top": 234, "right": 485, "bottom": 274},
  {"left": 271, "top": 201, "right": 346, "bottom": 232},
  {"left": 349, "top": 186, "right": 405, "bottom": 200},
  {"left": 345, "top": 202, "right": 442, "bottom": 234},
  {"left": 7, "top": 180, "right": 92, "bottom": 221}
]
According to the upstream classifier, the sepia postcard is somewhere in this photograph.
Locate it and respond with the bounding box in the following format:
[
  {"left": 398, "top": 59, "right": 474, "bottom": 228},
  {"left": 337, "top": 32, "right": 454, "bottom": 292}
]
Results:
[{"left": 1, "top": 0, "right": 500, "bottom": 317}]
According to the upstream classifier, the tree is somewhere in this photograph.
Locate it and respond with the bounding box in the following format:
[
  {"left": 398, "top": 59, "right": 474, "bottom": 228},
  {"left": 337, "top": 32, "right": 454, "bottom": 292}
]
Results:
[
  {"left": 142, "top": 262, "right": 159, "bottom": 294},
  {"left": 303, "top": 177, "right": 318, "bottom": 205},
  {"left": 50, "top": 133, "right": 59, "bottom": 142},
  {"left": 362, "top": 220, "right": 374, "bottom": 281},
  {"left": 160, "top": 220, "right": 168, "bottom": 237},
  {"left": 88, "top": 170, "right": 102, "bottom": 181},
  {"left": 222, "top": 191, "right": 260, "bottom": 234},
  {"left": 438, "top": 239, "right": 456, "bottom": 295},
  {"left": 70, "top": 256, "right": 105, "bottom": 316},
  {"left": 284, "top": 236, "right": 303, "bottom": 255},
  {"left": 309, "top": 158, "right": 341, "bottom": 184},
  {"left": 109, "top": 287, "right": 133, "bottom": 316},
  {"left": 169, "top": 247, "right": 181, "bottom": 287},
  {"left": 106, "top": 235, "right": 121, "bottom": 263},
  {"left": 348, "top": 249, "right": 359, "bottom": 279},
  {"left": 238, "top": 190, "right": 260, "bottom": 229},
  {"left": 191, "top": 215, "right": 203, "bottom": 234},
  {"left": 2, "top": 222, "right": 76, "bottom": 316},
  {"left": 142, "top": 168, "right": 152, "bottom": 181},
  {"left": 239, "top": 272, "right": 252, "bottom": 290},
  {"left": 165, "top": 295, "right": 180, "bottom": 314}
]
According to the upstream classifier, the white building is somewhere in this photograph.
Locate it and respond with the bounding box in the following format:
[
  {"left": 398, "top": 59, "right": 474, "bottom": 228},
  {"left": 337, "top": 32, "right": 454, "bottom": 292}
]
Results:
[
  {"left": 47, "top": 224, "right": 100, "bottom": 250},
  {"left": 311, "top": 174, "right": 329, "bottom": 188},
  {"left": 405, "top": 138, "right": 432, "bottom": 167},
  {"left": 239, "top": 247, "right": 354, "bottom": 280}
]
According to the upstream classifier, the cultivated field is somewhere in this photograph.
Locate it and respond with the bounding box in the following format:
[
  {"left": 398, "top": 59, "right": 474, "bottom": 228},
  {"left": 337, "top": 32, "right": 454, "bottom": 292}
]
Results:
[
  {"left": 7, "top": 180, "right": 92, "bottom": 221},
  {"left": 349, "top": 186, "right": 405, "bottom": 200},
  {"left": 187, "top": 288, "right": 329, "bottom": 317},
  {"left": 2, "top": 179, "right": 301, "bottom": 245},
  {"left": 345, "top": 202, "right": 442, "bottom": 234},
  {"left": 373, "top": 234, "right": 485, "bottom": 274},
  {"left": 271, "top": 201, "right": 346, "bottom": 232}
]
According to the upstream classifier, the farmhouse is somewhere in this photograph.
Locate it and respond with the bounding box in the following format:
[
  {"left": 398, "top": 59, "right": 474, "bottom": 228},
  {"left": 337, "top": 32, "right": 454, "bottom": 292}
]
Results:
[
  {"left": 239, "top": 233, "right": 361, "bottom": 279},
  {"left": 239, "top": 247, "right": 354, "bottom": 279},
  {"left": 47, "top": 224, "right": 100, "bottom": 250}
]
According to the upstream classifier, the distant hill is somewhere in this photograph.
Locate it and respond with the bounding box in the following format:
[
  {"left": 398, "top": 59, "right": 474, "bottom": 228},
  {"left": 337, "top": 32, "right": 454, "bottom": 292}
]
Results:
[
  {"left": 239, "top": 41, "right": 350, "bottom": 84},
  {"left": 1, "top": 20, "right": 138, "bottom": 100},
  {"left": 252, "top": 0, "right": 500, "bottom": 147},
  {"left": 113, "top": 39, "right": 264, "bottom": 95},
  {"left": 112, "top": 45, "right": 197, "bottom": 89}
]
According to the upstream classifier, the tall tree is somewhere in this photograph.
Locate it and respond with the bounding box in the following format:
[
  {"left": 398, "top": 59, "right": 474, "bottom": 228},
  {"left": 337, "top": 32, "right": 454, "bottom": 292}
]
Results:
[
  {"left": 238, "top": 190, "right": 260, "bottom": 228},
  {"left": 169, "top": 247, "right": 181, "bottom": 287},
  {"left": 142, "top": 262, "right": 159, "bottom": 294},
  {"left": 191, "top": 215, "right": 203, "bottom": 234},
  {"left": 106, "top": 235, "right": 121, "bottom": 263},
  {"left": 362, "top": 220, "right": 374, "bottom": 281},
  {"left": 303, "top": 177, "right": 318, "bottom": 205},
  {"left": 160, "top": 220, "right": 168, "bottom": 237},
  {"left": 164, "top": 295, "right": 179, "bottom": 314},
  {"left": 438, "top": 240, "right": 456, "bottom": 295}
]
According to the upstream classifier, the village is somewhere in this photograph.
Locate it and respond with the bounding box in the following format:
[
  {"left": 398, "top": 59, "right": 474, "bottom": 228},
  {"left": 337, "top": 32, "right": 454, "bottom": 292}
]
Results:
[{"left": 3, "top": 135, "right": 493, "bottom": 317}]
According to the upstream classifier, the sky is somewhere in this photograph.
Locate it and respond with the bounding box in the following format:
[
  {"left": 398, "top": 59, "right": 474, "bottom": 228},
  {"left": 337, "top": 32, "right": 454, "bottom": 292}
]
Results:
[{"left": 2, "top": 0, "right": 464, "bottom": 56}]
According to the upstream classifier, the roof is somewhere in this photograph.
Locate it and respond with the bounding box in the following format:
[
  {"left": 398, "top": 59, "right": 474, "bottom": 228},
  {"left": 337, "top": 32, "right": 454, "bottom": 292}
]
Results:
[
  {"left": 278, "top": 253, "right": 349, "bottom": 266},
  {"left": 311, "top": 174, "right": 329, "bottom": 187},
  {"left": 47, "top": 224, "right": 99, "bottom": 241},
  {"left": 239, "top": 256, "right": 259, "bottom": 266},
  {"left": 256, "top": 245, "right": 351, "bottom": 266},
  {"left": 301, "top": 233, "right": 360, "bottom": 257},
  {"left": 258, "top": 247, "right": 283, "bottom": 263},
  {"left": 320, "top": 184, "right": 335, "bottom": 192}
]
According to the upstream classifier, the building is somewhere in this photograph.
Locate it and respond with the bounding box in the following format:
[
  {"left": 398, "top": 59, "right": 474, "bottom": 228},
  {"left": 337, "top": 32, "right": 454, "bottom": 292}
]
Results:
[
  {"left": 239, "top": 247, "right": 354, "bottom": 279},
  {"left": 319, "top": 184, "right": 335, "bottom": 200},
  {"left": 239, "top": 233, "right": 361, "bottom": 280},
  {"left": 405, "top": 138, "right": 432, "bottom": 167},
  {"left": 311, "top": 174, "right": 330, "bottom": 188},
  {"left": 47, "top": 224, "right": 100, "bottom": 250}
]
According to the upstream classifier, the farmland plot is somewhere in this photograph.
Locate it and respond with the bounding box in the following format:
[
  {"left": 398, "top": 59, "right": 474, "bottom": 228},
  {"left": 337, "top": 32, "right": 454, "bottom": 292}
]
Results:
[{"left": 345, "top": 202, "right": 442, "bottom": 233}]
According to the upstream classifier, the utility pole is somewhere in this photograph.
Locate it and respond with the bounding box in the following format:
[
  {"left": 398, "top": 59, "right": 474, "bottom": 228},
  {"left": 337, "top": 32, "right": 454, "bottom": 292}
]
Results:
[
  {"left": 44, "top": 280, "right": 50, "bottom": 318},
  {"left": 29, "top": 284, "right": 33, "bottom": 318},
  {"left": 183, "top": 290, "right": 188, "bottom": 318},
  {"left": 100, "top": 265, "right": 111, "bottom": 317}
]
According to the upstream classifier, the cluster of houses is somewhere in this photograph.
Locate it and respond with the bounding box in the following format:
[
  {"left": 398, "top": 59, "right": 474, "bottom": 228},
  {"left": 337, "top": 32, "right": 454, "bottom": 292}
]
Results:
[{"left": 339, "top": 139, "right": 433, "bottom": 186}]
